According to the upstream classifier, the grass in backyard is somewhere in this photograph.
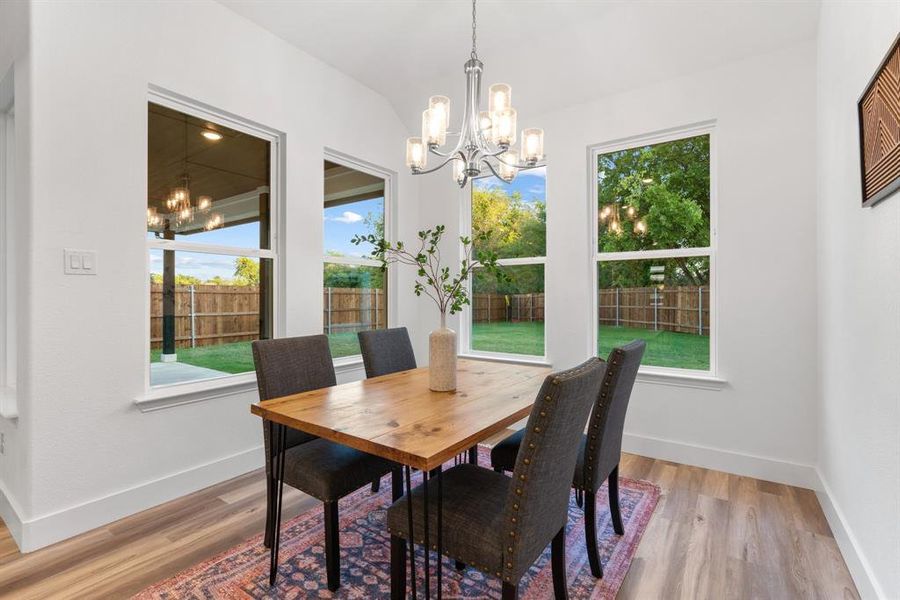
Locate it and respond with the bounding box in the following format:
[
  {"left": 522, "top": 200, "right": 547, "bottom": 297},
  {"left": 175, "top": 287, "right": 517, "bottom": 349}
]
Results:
[
  {"left": 149, "top": 324, "right": 709, "bottom": 374},
  {"left": 598, "top": 325, "right": 709, "bottom": 370},
  {"left": 471, "top": 321, "right": 545, "bottom": 356},
  {"left": 150, "top": 333, "right": 365, "bottom": 373}
]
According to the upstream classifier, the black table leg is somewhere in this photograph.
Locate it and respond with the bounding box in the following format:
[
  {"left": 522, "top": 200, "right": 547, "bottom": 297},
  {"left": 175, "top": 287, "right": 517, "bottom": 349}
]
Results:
[
  {"left": 269, "top": 423, "right": 287, "bottom": 586},
  {"left": 437, "top": 466, "right": 443, "bottom": 600},
  {"left": 423, "top": 470, "right": 430, "bottom": 599},
  {"left": 404, "top": 465, "right": 417, "bottom": 600}
]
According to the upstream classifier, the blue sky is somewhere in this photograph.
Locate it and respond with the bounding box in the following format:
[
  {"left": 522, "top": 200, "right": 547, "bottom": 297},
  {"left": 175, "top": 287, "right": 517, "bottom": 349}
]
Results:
[
  {"left": 473, "top": 166, "right": 546, "bottom": 205},
  {"left": 324, "top": 197, "right": 383, "bottom": 257}
]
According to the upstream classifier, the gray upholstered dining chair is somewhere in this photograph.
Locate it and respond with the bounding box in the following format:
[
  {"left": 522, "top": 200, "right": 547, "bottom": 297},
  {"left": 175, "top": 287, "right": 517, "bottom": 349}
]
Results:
[
  {"left": 386, "top": 357, "right": 605, "bottom": 600},
  {"left": 490, "top": 340, "right": 645, "bottom": 579},
  {"left": 252, "top": 334, "right": 398, "bottom": 592},
  {"left": 358, "top": 327, "right": 417, "bottom": 378}
]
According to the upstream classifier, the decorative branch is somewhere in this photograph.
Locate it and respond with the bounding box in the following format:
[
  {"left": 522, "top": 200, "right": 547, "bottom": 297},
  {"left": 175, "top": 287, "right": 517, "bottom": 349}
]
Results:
[{"left": 351, "top": 225, "right": 507, "bottom": 317}]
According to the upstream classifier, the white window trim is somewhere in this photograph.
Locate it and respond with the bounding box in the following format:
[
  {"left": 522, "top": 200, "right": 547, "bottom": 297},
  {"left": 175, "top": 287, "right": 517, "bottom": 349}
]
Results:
[
  {"left": 0, "top": 89, "right": 17, "bottom": 419},
  {"left": 322, "top": 148, "right": 397, "bottom": 366},
  {"left": 459, "top": 171, "right": 548, "bottom": 362},
  {"left": 588, "top": 120, "right": 721, "bottom": 385},
  {"left": 135, "top": 86, "right": 286, "bottom": 410}
]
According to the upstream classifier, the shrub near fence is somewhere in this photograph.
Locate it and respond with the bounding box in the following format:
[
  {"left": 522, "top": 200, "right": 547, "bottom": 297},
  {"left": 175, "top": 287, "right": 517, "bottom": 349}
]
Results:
[{"left": 150, "top": 284, "right": 261, "bottom": 349}]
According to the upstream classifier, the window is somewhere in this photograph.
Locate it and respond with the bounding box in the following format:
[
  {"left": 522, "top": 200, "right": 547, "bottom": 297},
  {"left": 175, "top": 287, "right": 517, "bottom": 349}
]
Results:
[
  {"left": 593, "top": 127, "right": 714, "bottom": 373},
  {"left": 323, "top": 159, "right": 388, "bottom": 360},
  {"left": 147, "top": 100, "right": 276, "bottom": 387},
  {"left": 465, "top": 167, "right": 546, "bottom": 358}
]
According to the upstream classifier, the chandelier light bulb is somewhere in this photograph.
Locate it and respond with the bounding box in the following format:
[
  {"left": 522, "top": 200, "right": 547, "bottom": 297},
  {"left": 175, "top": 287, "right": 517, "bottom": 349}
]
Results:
[
  {"left": 452, "top": 158, "right": 467, "bottom": 185},
  {"left": 478, "top": 111, "right": 492, "bottom": 133},
  {"left": 491, "top": 107, "right": 517, "bottom": 146},
  {"left": 422, "top": 108, "right": 447, "bottom": 147},
  {"left": 635, "top": 219, "right": 647, "bottom": 235},
  {"left": 429, "top": 96, "right": 451, "bottom": 130},
  {"left": 626, "top": 205, "right": 636, "bottom": 219},
  {"left": 489, "top": 83, "right": 511, "bottom": 113},
  {"left": 498, "top": 149, "right": 518, "bottom": 182},
  {"left": 406, "top": 137, "right": 427, "bottom": 170},
  {"left": 147, "top": 207, "right": 162, "bottom": 228},
  {"left": 204, "top": 213, "right": 224, "bottom": 231},
  {"left": 521, "top": 128, "right": 544, "bottom": 163},
  {"left": 197, "top": 195, "right": 213, "bottom": 211}
]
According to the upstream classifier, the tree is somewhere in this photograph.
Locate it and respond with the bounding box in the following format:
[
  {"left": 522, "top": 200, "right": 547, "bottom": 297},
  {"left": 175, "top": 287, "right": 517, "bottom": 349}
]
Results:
[
  {"left": 470, "top": 186, "right": 546, "bottom": 295},
  {"left": 597, "top": 134, "right": 710, "bottom": 287},
  {"left": 233, "top": 257, "right": 260, "bottom": 286}
]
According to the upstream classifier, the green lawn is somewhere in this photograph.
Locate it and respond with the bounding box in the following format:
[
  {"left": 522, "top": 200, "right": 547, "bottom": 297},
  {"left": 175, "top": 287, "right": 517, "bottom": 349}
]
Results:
[
  {"left": 472, "top": 321, "right": 545, "bottom": 356},
  {"left": 598, "top": 325, "right": 709, "bottom": 370},
  {"left": 151, "top": 323, "right": 709, "bottom": 373}
]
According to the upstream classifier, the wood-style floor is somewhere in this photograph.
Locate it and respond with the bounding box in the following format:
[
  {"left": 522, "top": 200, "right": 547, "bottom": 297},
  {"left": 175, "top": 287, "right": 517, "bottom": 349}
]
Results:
[{"left": 0, "top": 451, "right": 859, "bottom": 600}]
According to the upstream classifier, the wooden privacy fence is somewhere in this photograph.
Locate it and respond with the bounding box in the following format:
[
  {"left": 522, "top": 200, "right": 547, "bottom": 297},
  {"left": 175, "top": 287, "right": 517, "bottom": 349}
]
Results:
[
  {"left": 323, "top": 287, "right": 386, "bottom": 334},
  {"left": 472, "top": 293, "right": 545, "bottom": 323},
  {"left": 598, "top": 286, "right": 709, "bottom": 335},
  {"left": 150, "top": 284, "right": 261, "bottom": 349}
]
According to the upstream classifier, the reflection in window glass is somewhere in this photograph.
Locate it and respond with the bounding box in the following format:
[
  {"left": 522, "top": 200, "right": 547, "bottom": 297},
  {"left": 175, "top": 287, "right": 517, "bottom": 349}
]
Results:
[
  {"left": 147, "top": 101, "right": 273, "bottom": 387},
  {"left": 472, "top": 264, "right": 545, "bottom": 356},
  {"left": 149, "top": 250, "right": 272, "bottom": 385},
  {"left": 598, "top": 257, "right": 710, "bottom": 370},
  {"left": 597, "top": 134, "right": 709, "bottom": 252},
  {"left": 323, "top": 160, "right": 387, "bottom": 358}
]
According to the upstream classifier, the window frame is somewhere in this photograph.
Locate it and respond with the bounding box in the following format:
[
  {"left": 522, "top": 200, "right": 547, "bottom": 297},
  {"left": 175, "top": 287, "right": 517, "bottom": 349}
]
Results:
[
  {"left": 141, "top": 88, "right": 285, "bottom": 400},
  {"left": 0, "top": 96, "right": 17, "bottom": 418},
  {"left": 322, "top": 149, "right": 395, "bottom": 368},
  {"left": 458, "top": 170, "right": 549, "bottom": 363},
  {"left": 589, "top": 121, "right": 719, "bottom": 379}
]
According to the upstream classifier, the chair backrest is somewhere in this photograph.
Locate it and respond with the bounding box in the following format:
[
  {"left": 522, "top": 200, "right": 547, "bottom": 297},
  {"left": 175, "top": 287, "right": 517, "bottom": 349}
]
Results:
[
  {"left": 251, "top": 334, "right": 337, "bottom": 400},
  {"left": 501, "top": 357, "right": 605, "bottom": 582},
  {"left": 358, "top": 327, "right": 417, "bottom": 378},
  {"left": 252, "top": 335, "right": 336, "bottom": 467},
  {"left": 583, "top": 340, "right": 645, "bottom": 491}
]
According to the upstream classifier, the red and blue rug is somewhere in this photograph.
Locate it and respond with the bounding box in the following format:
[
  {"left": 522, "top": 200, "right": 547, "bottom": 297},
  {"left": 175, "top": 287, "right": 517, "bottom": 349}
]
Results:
[{"left": 135, "top": 448, "right": 659, "bottom": 599}]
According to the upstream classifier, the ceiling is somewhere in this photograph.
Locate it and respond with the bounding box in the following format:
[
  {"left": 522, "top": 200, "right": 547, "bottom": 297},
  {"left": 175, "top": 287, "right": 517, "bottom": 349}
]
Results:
[{"left": 219, "top": 0, "right": 820, "bottom": 133}]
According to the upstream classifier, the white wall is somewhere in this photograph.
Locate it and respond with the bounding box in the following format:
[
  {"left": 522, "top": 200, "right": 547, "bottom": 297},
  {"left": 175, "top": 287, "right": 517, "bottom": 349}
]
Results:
[
  {"left": 0, "top": 0, "right": 32, "bottom": 545},
  {"left": 4, "top": 0, "right": 421, "bottom": 551},
  {"left": 424, "top": 41, "right": 820, "bottom": 482},
  {"left": 816, "top": 3, "right": 900, "bottom": 598}
]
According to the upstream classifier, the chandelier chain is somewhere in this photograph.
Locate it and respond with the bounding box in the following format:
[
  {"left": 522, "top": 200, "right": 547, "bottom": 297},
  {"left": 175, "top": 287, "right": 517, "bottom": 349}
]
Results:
[{"left": 470, "top": 0, "right": 477, "bottom": 60}]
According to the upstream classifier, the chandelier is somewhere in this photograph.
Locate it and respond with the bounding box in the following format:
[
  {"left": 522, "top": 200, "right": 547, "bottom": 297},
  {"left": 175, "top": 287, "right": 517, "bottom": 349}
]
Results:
[
  {"left": 599, "top": 201, "right": 647, "bottom": 236},
  {"left": 148, "top": 119, "right": 225, "bottom": 234},
  {"left": 405, "top": 0, "right": 545, "bottom": 187}
]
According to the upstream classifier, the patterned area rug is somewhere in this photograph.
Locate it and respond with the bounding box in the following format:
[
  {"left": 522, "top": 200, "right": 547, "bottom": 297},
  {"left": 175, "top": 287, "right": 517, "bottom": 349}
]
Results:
[{"left": 135, "top": 448, "right": 659, "bottom": 599}]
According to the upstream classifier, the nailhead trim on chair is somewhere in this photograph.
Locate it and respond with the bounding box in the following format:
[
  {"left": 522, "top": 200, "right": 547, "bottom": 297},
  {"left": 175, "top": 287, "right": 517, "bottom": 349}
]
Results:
[{"left": 501, "top": 359, "right": 599, "bottom": 583}]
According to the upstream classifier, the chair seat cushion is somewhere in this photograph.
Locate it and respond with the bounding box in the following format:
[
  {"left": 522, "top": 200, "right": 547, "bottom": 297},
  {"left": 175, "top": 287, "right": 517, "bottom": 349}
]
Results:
[
  {"left": 387, "top": 464, "right": 510, "bottom": 576},
  {"left": 281, "top": 438, "right": 394, "bottom": 502}
]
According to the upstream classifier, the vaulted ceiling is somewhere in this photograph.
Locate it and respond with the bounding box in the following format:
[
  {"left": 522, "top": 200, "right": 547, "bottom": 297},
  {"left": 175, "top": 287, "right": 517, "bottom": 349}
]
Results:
[{"left": 219, "top": 0, "right": 820, "bottom": 133}]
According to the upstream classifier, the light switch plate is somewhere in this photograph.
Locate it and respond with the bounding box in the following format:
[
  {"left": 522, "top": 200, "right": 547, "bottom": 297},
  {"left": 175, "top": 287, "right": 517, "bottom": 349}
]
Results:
[{"left": 64, "top": 249, "right": 97, "bottom": 275}]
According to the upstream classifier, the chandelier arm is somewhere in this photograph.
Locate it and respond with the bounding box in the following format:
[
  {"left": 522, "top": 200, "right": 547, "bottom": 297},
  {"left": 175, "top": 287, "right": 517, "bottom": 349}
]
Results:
[
  {"left": 427, "top": 142, "right": 465, "bottom": 159},
  {"left": 480, "top": 158, "right": 508, "bottom": 181},
  {"left": 412, "top": 155, "right": 461, "bottom": 176},
  {"left": 491, "top": 151, "right": 546, "bottom": 170}
]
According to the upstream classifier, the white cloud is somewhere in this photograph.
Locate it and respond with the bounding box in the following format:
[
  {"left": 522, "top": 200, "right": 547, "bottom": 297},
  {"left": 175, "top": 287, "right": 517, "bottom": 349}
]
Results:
[{"left": 327, "top": 211, "right": 364, "bottom": 224}]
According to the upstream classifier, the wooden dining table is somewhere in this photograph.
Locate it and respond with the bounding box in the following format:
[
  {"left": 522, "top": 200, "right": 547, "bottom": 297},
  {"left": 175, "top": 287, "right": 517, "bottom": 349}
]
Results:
[{"left": 250, "top": 357, "right": 551, "bottom": 598}]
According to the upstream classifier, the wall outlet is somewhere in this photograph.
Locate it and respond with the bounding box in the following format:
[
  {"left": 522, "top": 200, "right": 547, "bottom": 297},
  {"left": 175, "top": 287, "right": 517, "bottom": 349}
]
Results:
[{"left": 64, "top": 249, "right": 98, "bottom": 275}]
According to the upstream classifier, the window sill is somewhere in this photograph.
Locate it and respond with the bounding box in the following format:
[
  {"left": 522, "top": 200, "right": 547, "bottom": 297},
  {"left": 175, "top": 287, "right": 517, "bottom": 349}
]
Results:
[
  {"left": 333, "top": 356, "right": 366, "bottom": 376},
  {"left": 134, "top": 373, "right": 258, "bottom": 412},
  {"left": 635, "top": 367, "right": 726, "bottom": 391},
  {"left": 458, "top": 352, "right": 552, "bottom": 368},
  {"left": 0, "top": 385, "right": 17, "bottom": 420}
]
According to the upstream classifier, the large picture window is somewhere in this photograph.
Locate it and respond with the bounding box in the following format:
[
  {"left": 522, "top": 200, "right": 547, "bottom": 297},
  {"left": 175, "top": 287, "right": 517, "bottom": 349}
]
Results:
[
  {"left": 466, "top": 167, "right": 546, "bottom": 358},
  {"left": 323, "top": 159, "right": 388, "bottom": 360},
  {"left": 146, "top": 101, "right": 276, "bottom": 388},
  {"left": 593, "top": 128, "right": 714, "bottom": 373}
]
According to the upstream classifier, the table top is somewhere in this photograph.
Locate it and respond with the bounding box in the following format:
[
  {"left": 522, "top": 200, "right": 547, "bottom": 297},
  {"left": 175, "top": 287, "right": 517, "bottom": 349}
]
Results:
[{"left": 250, "top": 358, "right": 551, "bottom": 470}]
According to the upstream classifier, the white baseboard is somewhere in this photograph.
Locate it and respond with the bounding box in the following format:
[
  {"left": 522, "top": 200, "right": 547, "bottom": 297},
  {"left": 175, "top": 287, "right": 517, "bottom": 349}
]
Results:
[
  {"left": 813, "top": 469, "right": 885, "bottom": 600},
  {"left": 622, "top": 432, "right": 819, "bottom": 489},
  {"left": 17, "top": 445, "right": 264, "bottom": 553},
  {"left": 0, "top": 478, "right": 24, "bottom": 549}
]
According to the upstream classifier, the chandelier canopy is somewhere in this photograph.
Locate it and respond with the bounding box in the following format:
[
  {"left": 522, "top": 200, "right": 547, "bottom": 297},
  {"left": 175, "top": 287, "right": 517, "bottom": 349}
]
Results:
[{"left": 405, "top": 0, "right": 545, "bottom": 187}]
